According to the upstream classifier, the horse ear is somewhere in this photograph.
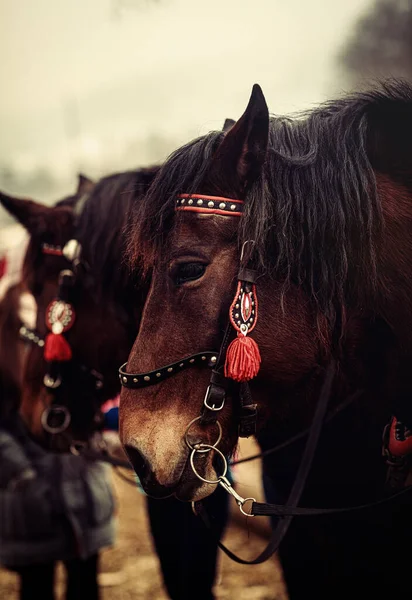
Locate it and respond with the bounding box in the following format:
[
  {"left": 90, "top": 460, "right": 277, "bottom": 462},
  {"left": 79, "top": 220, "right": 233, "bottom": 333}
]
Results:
[
  {"left": 0, "top": 192, "right": 54, "bottom": 235},
  {"left": 222, "top": 118, "right": 236, "bottom": 132},
  {"left": 76, "top": 173, "right": 95, "bottom": 195},
  {"left": 214, "top": 84, "right": 269, "bottom": 191}
]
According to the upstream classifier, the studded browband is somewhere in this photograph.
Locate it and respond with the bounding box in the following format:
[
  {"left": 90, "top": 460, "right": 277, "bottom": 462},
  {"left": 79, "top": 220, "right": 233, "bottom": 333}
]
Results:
[{"left": 176, "top": 194, "right": 244, "bottom": 217}]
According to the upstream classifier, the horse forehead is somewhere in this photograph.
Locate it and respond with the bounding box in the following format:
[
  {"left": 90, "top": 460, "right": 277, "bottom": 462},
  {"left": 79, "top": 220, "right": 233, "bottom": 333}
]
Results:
[{"left": 174, "top": 214, "right": 238, "bottom": 247}]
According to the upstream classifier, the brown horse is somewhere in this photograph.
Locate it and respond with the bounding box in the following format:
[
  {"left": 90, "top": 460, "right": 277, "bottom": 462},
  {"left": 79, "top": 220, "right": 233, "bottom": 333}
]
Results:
[
  {"left": 120, "top": 81, "right": 412, "bottom": 597},
  {"left": 0, "top": 175, "right": 99, "bottom": 447},
  {"left": 0, "top": 175, "right": 114, "bottom": 600},
  {"left": 0, "top": 167, "right": 229, "bottom": 600}
]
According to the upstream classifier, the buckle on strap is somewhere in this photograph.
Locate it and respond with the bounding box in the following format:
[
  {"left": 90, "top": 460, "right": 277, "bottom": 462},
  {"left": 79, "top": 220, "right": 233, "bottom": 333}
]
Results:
[{"left": 204, "top": 384, "right": 225, "bottom": 412}]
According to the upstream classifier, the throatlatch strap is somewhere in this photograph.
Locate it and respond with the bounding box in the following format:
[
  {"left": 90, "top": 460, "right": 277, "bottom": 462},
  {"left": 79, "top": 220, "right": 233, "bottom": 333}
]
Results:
[{"left": 238, "top": 382, "right": 257, "bottom": 437}]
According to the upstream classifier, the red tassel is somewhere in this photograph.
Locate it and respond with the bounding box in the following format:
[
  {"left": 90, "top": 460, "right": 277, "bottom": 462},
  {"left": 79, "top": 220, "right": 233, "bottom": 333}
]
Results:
[
  {"left": 44, "top": 333, "right": 72, "bottom": 362},
  {"left": 224, "top": 333, "right": 261, "bottom": 382}
]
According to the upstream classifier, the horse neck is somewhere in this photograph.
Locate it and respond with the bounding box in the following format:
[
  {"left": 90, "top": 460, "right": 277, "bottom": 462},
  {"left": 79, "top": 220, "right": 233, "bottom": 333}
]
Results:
[{"left": 0, "top": 283, "right": 29, "bottom": 418}]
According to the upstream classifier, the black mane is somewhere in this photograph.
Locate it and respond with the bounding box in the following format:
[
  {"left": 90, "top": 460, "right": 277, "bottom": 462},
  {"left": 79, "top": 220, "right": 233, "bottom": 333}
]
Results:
[
  {"left": 76, "top": 167, "right": 158, "bottom": 302},
  {"left": 129, "top": 80, "right": 412, "bottom": 327}
]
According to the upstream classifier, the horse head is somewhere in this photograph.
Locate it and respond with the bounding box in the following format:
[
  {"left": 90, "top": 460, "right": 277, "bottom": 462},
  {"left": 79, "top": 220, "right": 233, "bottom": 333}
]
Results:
[
  {"left": 0, "top": 169, "right": 161, "bottom": 451},
  {"left": 0, "top": 175, "right": 105, "bottom": 447},
  {"left": 119, "top": 86, "right": 327, "bottom": 501},
  {"left": 120, "top": 81, "right": 412, "bottom": 503}
]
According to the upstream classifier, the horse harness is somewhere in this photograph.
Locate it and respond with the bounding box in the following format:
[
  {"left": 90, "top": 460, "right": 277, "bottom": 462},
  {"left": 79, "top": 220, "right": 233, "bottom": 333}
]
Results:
[
  {"left": 119, "top": 195, "right": 261, "bottom": 501},
  {"left": 19, "top": 235, "right": 106, "bottom": 450},
  {"left": 119, "top": 193, "right": 412, "bottom": 564}
]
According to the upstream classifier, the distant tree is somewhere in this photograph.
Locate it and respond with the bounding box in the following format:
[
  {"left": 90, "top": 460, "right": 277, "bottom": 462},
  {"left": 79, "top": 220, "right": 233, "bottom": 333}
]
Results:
[{"left": 339, "top": 0, "right": 412, "bottom": 86}]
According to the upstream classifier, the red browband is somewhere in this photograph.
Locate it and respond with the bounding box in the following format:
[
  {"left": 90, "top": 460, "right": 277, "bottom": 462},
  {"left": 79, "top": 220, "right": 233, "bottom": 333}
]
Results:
[
  {"left": 176, "top": 194, "right": 244, "bottom": 217},
  {"left": 42, "top": 244, "right": 64, "bottom": 256}
]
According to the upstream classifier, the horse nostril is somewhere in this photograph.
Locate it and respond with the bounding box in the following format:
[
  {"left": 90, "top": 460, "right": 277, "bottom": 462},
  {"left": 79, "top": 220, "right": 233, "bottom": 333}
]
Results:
[
  {"left": 124, "top": 444, "right": 149, "bottom": 480},
  {"left": 123, "top": 443, "right": 177, "bottom": 499},
  {"left": 185, "top": 433, "right": 204, "bottom": 449}
]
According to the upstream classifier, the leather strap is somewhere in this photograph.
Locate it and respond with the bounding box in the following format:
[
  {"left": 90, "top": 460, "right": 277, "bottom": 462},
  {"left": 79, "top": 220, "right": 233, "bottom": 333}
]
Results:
[
  {"left": 197, "top": 360, "right": 336, "bottom": 564},
  {"left": 199, "top": 324, "right": 234, "bottom": 427},
  {"left": 238, "top": 382, "right": 257, "bottom": 437},
  {"left": 119, "top": 351, "right": 218, "bottom": 389},
  {"left": 250, "top": 486, "right": 412, "bottom": 516}
]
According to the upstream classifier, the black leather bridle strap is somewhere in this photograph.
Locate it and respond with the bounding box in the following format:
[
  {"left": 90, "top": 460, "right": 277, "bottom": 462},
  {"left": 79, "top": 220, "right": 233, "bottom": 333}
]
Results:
[
  {"left": 232, "top": 390, "right": 362, "bottom": 465},
  {"left": 199, "top": 323, "right": 234, "bottom": 427},
  {"left": 250, "top": 484, "right": 412, "bottom": 517},
  {"left": 119, "top": 351, "right": 218, "bottom": 388},
  {"left": 20, "top": 325, "right": 104, "bottom": 391},
  {"left": 197, "top": 360, "right": 336, "bottom": 565},
  {"left": 238, "top": 382, "right": 258, "bottom": 437}
]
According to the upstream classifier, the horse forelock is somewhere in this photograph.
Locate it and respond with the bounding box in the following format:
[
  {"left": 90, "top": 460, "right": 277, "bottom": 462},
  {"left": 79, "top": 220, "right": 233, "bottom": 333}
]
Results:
[{"left": 126, "top": 132, "right": 225, "bottom": 277}]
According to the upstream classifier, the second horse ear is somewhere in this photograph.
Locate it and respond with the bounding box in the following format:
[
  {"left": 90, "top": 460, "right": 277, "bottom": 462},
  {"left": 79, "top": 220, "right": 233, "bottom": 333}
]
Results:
[
  {"left": 222, "top": 118, "right": 236, "bottom": 132},
  {"left": 76, "top": 174, "right": 95, "bottom": 195},
  {"left": 0, "top": 192, "right": 55, "bottom": 235}
]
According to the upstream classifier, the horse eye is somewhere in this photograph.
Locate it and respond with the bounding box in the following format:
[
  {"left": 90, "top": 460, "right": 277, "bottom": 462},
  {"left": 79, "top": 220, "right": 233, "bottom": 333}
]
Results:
[{"left": 174, "top": 263, "right": 206, "bottom": 285}]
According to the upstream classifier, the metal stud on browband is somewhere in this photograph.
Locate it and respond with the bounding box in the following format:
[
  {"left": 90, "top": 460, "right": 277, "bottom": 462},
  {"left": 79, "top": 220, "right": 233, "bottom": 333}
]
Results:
[{"left": 62, "top": 239, "right": 82, "bottom": 263}]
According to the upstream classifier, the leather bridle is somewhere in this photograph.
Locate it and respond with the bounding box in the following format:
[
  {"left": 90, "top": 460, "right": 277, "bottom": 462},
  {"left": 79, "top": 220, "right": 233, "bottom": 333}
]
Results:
[
  {"left": 20, "top": 235, "right": 106, "bottom": 446},
  {"left": 119, "top": 192, "right": 412, "bottom": 565},
  {"left": 120, "top": 194, "right": 258, "bottom": 437}
]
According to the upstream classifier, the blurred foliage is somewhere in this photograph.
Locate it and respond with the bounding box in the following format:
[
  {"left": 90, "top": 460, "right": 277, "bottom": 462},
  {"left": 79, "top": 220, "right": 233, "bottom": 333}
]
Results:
[{"left": 340, "top": 0, "right": 412, "bottom": 85}]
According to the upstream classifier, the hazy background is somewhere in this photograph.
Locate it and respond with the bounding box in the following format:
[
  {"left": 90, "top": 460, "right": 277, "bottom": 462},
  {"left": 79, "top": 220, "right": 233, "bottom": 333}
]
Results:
[{"left": 1, "top": 0, "right": 411, "bottom": 229}]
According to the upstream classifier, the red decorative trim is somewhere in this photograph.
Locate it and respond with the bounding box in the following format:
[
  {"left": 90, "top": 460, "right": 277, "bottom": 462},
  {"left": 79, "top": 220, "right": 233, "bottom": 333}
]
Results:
[
  {"left": 176, "top": 206, "right": 243, "bottom": 217},
  {"left": 229, "top": 281, "right": 258, "bottom": 335},
  {"left": 46, "top": 300, "right": 76, "bottom": 333},
  {"left": 388, "top": 417, "right": 412, "bottom": 457},
  {"left": 42, "top": 247, "right": 64, "bottom": 256},
  {"left": 178, "top": 194, "right": 243, "bottom": 204}
]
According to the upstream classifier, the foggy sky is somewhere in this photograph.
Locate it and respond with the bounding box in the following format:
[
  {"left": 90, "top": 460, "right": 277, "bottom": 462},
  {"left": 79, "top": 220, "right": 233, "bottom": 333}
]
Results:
[{"left": 0, "top": 0, "right": 373, "bottom": 179}]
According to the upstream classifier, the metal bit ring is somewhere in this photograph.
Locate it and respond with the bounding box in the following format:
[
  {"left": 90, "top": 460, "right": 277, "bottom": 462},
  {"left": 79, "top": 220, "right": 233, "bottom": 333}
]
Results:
[
  {"left": 184, "top": 417, "right": 222, "bottom": 453},
  {"left": 239, "top": 498, "right": 256, "bottom": 517},
  {"left": 41, "top": 405, "right": 71, "bottom": 434},
  {"left": 190, "top": 443, "right": 228, "bottom": 484}
]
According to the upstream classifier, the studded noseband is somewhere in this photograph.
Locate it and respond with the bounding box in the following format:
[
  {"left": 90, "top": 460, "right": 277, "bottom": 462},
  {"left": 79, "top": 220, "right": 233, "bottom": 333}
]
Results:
[{"left": 119, "top": 351, "right": 218, "bottom": 388}]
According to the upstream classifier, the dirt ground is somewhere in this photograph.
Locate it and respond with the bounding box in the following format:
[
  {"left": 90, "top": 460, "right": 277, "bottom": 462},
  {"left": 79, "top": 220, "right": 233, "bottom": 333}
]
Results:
[{"left": 0, "top": 441, "right": 287, "bottom": 600}]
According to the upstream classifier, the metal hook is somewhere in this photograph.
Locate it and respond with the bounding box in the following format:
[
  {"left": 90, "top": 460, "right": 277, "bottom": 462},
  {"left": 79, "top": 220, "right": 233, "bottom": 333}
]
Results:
[
  {"left": 240, "top": 240, "right": 256, "bottom": 265},
  {"left": 218, "top": 475, "right": 256, "bottom": 517}
]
